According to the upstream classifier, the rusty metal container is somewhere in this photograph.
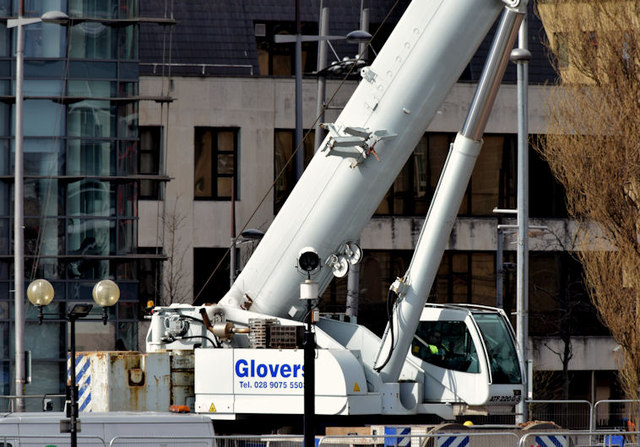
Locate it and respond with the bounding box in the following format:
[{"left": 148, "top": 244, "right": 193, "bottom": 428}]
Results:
[{"left": 75, "top": 351, "right": 171, "bottom": 412}]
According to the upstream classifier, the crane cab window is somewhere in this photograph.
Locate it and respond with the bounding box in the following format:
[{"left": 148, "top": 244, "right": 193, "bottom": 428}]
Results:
[
  {"left": 412, "top": 321, "right": 480, "bottom": 373},
  {"left": 473, "top": 313, "right": 522, "bottom": 384}
]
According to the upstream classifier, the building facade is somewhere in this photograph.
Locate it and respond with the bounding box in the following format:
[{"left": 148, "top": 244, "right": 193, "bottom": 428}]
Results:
[{"left": 0, "top": 1, "right": 170, "bottom": 408}]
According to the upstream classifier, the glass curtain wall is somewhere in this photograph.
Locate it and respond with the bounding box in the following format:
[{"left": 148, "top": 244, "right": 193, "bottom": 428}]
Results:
[{"left": 0, "top": 0, "right": 140, "bottom": 407}]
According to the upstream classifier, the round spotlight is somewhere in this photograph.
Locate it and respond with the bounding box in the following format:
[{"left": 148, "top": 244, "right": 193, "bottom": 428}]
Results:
[{"left": 297, "top": 247, "right": 321, "bottom": 273}]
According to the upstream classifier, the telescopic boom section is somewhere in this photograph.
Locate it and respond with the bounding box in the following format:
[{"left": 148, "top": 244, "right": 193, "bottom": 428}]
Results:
[
  {"left": 376, "top": 6, "right": 525, "bottom": 382},
  {"left": 220, "top": 0, "right": 518, "bottom": 320}
]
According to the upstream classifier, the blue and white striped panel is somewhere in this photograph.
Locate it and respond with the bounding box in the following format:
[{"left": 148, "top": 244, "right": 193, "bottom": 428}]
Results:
[
  {"left": 384, "top": 426, "right": 411, "bottom": 447},
  {"left": 67, "top": 353, "right": 92, "bottom": 412},
  {"left": 437, "top": 435, "right": 469, "bottom": 447},
  {"left": 535, "top": 435, "right": 567, "bottom": 447}
]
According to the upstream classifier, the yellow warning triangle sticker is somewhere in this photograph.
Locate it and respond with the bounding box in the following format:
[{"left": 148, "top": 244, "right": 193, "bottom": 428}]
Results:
[
  {"left": 353, "top": 382, "right": 360, "bottom": 392},
  {"left": 209, "top": 402, "right": 217, "bottom": 413}
]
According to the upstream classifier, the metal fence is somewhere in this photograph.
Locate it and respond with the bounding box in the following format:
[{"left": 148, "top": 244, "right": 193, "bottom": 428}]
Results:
[
  {"left": 2, "top": 428, "right": 640, "bottom": 447},
  {"left": 2, "top": 398, "right": 639, "bottom": 446},
  {"left": 1, "top": 396, "right": 636, "bottom": 429},
  {"left": 0, "top": 433, "right": 217, "bottom": 446},
  {"left": 0, "top": 433, "right": 108, "bottom": 446},
  {"left": 594, "top": 400, "right": 640, "bottom": 431},
  {"left": 0, "top": 393, "right": 65, "bottom": 412},
  {"left": 527, "top": 400, "right": 593, "bottom": 430}
]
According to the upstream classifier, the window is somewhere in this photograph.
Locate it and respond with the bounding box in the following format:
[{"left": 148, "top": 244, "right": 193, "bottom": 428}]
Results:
[
  {"left": 274, "top": 129, "right": 314, "bottom": 213},
  {"left": 375, "top": 133, "right": 568, "bottom": 218},
  {"left": 530, "top": 136, "right": 567, "bottom": 218},
  {"left": 193, "top": 248, "right": 230, "bottom": 305},
  {"left": 474, "top": 313, "right": 522, "bottom": 384},
  {"left": 375, "top": 133, "right": 452, "bottom": 216},
  {"left": 368, "top": 22, "right": 396, "bottom": 56},
  {"left": 412, "top": 320, "right": 480, "bottom": 373},
  {"left": 255, "top": 21, "right": 318, "bottom": 76},
  {"left": 194, "top": 127, "right": 238, "bottom": 200},
  {"left": 434, "top": 252, "right": 497, "bottom": 306},
  {"left": 138, "top": 247, "right": 162, "bottom": 308},
  {"left": 139, "top": 126, "right": 163, "bottom": 200}
]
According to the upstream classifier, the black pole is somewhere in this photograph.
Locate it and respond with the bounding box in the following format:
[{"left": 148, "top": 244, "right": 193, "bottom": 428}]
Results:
[
  {"left": 69, "top": 315, "right": 77, "bottom": 447},
  {"left": 295, "top": 0, "right": 304, "bottom": 181},
  {"left": 303, "top": 299, "right": 315, "bottom": 447}
]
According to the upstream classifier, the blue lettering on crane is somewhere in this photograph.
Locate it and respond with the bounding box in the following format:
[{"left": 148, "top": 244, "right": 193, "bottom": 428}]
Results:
[{"left": 235, "top": 359, "right": 304, "bottom": 378}]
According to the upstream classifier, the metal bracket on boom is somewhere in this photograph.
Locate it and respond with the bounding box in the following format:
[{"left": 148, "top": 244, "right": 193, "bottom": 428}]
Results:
[
  {"left": 320, "top": 123, "right": 396, "bottom": 168},
  {"left": 389, "top": 277, "right": 408, "bottom": 299}
]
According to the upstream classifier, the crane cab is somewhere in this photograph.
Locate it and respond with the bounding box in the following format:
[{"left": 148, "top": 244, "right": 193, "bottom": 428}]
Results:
[{"left": 411, "top": 303, "right": 523, "bottom": 409}]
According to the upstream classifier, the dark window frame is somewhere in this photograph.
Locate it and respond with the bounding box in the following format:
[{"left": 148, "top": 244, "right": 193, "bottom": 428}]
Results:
[
  {"left": 138, "top": 125, "right": 163, "bottom": 200},
  {"left": 273, "top": 128, "right": 314, "bottom": 213},
  {"left": 194, "top": 127, "right": 239, "bottom": 201}
]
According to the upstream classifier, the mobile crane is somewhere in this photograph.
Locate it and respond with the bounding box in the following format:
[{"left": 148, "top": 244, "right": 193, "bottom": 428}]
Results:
[{"left": 143, "top": 0, "right": 528, "bottom": 423}]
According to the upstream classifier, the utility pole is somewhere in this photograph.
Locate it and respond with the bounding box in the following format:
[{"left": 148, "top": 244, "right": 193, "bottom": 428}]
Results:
[
  {"left": 512, "top": 13, "right": 531, "bottom": 424},
  {"left": 14, "top": 0, "right": 26, "bottom": 412},
  {"left": 313, "top": 3, "right": 328, "bottom": 152},
  {"left": 295, "top": 0, "right": 304, "bottom": 180}
]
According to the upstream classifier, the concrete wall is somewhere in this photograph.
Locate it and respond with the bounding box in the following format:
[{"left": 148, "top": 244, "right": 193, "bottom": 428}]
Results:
[
  {"left": 138, "top": 75, "right": 552, "bottom": 302},
  {"left": 530, "top": 336, "right": 620, "bottom": 371},
  {"left": 137, "top": 75, "right": 620, "bottom": 382},
  {"left": 361, "top": 217, "right": 592, "bottom": 251}
]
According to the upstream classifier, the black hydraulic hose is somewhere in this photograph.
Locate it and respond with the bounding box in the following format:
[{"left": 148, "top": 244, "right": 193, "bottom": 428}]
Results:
[
  {"left": 374, "top": 288, "right": 398, "bottom": 372},
  {"left": 180, "top": 335, "right": 219, "bottom": 348},
  {"left": 181, "top": 314, "right": 204, "bottom": 324}
]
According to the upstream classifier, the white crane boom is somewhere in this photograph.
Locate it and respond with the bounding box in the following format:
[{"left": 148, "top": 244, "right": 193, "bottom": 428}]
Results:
[{"left": 220, "top": 0, "right": 512, "bottom": 320}]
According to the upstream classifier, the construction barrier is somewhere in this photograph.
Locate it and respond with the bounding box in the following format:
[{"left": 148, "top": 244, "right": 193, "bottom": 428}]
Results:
[
  {"left": 527, "top": 400, "right": 593, "bottom": 431},
  {"left": 3, "top": 429, "right": 640, "bottom": 447},
  {"left": 593, "top": 400, "right": 640, "bottom": 432}
]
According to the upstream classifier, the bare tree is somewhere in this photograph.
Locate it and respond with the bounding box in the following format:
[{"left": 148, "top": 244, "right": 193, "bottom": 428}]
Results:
[
  {"left": 529, "top": 225, "right": 595, "bottom": 404},
  {"left": 536, "top": 0, "right": 640, "bottom": 401},
  {"left": 162, "top": 197, "right": 191, "bottom": 304}
]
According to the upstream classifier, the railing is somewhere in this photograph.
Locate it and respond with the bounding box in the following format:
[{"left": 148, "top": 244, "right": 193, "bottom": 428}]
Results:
[
  {"left": 2, "top": 397, "right": 639, "bottom": 445},
  {"left": 139, "top": 62, "right": 255, "bottom": 76},
  {"left": 527, "top": 399, "right": 593, "bottom": 430},
  {"left": 110, "top": 434, "right": 217, "bottom": 446},
  {"left": 594, "top": 400, "right": 640, "bottom": 431},
  {"left": 2, "top": 427, "right": 640, "bottom": 447},
  {"left": 519, "top": 430, "right": 640, "bottom": 447},
  {"left": 0, "top": 393, "right": 65, "bottom": 412},
  {"left": 0, "top": 433, "right": 107, "bottom": 446}
]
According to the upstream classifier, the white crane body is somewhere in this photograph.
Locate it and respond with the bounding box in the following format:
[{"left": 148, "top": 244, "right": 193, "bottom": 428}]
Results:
[{"left": 139, "top": 0, "right": 529, "bottom": 423}]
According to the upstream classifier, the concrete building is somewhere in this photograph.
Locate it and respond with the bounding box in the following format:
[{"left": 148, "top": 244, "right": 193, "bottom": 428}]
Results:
[{"left": 0, "top": 1, "right": 170, "bottom": 410}]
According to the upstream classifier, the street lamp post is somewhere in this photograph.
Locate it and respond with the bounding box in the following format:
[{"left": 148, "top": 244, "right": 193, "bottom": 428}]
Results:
[
  {"left": 27, "top": 279, "right": 120, "bottom": 447},
  {"left": 511, "top": 14, "right": 531, "bottom": 424},
  {"left": 274, "top": 19, "right": 371, "bottom": 178},
  {"left": 7, "top": 5, "right": 69, "bottom": 412},
  {"left": 297, "top": 249, "right": 320, "bottom": 447},
  {"left": 12, "top": 0, "right": 27, "bottom": 413},
  {"left": 66, "top": 303, "right": 92, "bottom": 447}
]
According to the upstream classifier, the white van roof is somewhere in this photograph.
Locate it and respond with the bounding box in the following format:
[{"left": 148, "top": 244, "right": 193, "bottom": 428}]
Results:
[
  {"left": 0, "top": 411, "right": 214, "bottom": 425},
  {"left": 0, "top": 411, "right": 216, "bottom": 445}
]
